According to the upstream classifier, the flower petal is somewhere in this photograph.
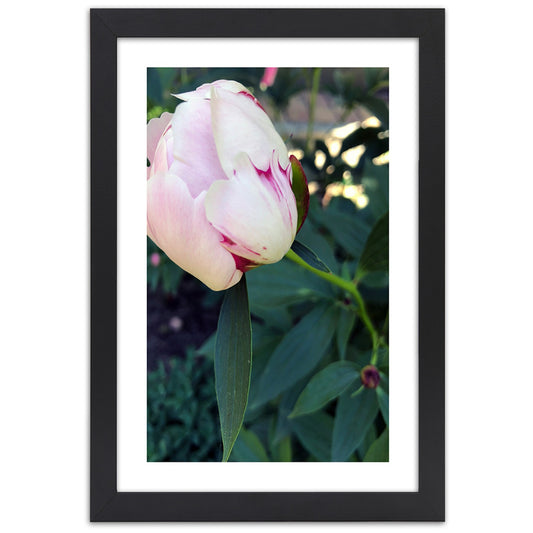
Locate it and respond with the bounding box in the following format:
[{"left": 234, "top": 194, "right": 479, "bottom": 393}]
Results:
[
  {"left": 170, "top": 99, "right": 228, "bottom": 197},
  {"left": 173, "top": 79, "right": 251, "bottom": 101},
  {"left": 148, "top": 125, "right": 174, "bottom": 180},
  {"left": 147, "top": 112, "right": 172, "bottom": 165},
  {"left": 147, "top": 171, "right": 242, "bottom": 291},
  {"left": 204, "top": 152, "right": 297, "bottom": 264},
  {"left": 210, "top": 86, "right": 289, "bottom": 178}
]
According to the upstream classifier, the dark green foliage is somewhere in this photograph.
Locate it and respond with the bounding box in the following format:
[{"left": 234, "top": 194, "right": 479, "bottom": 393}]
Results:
[
  {"left": 357, "top": 211, "right": 389, "bottom": 279},
  {"left": 147, "top": 351, "right": 222, "bottom": 462},
  {"left": 252, "top": 303, "right": 340, "bottom": 407},
  {"left": 290, "top": 411, "right": 335, "bottom": 462},
  {"left": 246, "top": 256, "right": 335, "bottom": 308}
]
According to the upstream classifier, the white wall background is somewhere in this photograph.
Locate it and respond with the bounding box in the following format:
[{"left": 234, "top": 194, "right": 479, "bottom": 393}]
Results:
[{"left": 1, "top": 1, "right": 531, "bottom": 532}]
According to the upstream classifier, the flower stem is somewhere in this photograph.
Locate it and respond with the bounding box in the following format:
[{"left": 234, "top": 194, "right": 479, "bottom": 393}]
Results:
[
  {"left": 306, "top": 68, "right": 322, "bottom": 154},
  {"left": 285, "top": 249, "right": 379, "bottom": 360}
]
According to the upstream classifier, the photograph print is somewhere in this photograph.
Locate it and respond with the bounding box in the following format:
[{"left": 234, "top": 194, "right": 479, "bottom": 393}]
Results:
[{"left": 146, "top": 66, "right": 390, "bottom": 463}]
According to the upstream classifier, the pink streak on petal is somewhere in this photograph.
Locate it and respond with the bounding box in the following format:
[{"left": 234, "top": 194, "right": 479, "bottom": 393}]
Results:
[
  {"left": 205, "top": 152, "right": 297, "bottom": 264},
  {"left": 249, "top": 153, "right": 294, "bottom": 232},
  {"left": 231, "top": 254, "right": 258, "bottom": 273},
  {"left": 238, "top": 90, "right": 266, "bottom": 112},
  {"left": 250, "top": 161, "right": 283, "bottom": 201},
  {"left": 220, "top": 233, "right": 263, "bottom": 259}
]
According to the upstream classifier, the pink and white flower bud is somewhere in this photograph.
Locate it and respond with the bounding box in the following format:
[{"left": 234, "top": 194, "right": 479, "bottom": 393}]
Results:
[
  {"left": 147, "top": 80, "right": 299, "bottom": 291},
  {"left": 260, "top": 67, "right": 278, "bottom": 90}
]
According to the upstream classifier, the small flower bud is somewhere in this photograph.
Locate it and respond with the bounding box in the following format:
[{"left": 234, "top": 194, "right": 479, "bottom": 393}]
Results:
[
  {"left": 360, "top": 365, "right": 380, "bottom": 389},
  {"left": 150, "top": 252, "right": 161, "bottom": 267}
]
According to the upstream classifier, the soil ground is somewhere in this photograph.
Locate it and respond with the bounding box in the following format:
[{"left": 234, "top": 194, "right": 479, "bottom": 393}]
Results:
[{"left": 147, "top": 274, "right": 221, "bottom": 371}]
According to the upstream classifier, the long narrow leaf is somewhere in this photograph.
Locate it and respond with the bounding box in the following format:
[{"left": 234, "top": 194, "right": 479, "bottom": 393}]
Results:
[
  {"left": 252, "top": 304, "right": 339, "bottom": 407},
  {"left": 376, "top": 387, "right": 389, "bottom": 425},
  {"left": 289, "top": 361, "right": 359, "bottom": 418},
  {"left": 332, "top": 388, "right": 379, "bottom": 461},
  {"left": 363, "top": 428, "right": 389, "bottom": 462},
  {"left": 214, "top": 277, "right": 252, "bottom": 462}
]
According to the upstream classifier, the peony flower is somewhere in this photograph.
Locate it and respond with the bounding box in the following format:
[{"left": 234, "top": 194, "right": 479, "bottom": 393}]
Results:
[{"left": 147, "top": 80, "right": 306, "bottom": 291}]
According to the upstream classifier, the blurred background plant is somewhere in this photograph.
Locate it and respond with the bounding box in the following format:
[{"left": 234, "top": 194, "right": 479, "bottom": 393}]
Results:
[{"left": 147, "top": 67, "right": 389, "bottom": 462}]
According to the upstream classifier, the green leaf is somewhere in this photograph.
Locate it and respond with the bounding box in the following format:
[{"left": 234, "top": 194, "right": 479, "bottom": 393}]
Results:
[
  {"left": 296, "top": 217, "right": 338, "bottom": 273},
  {"left": 378, "top": 372, "right": 389, "bottom": 393},
  {"left": 290, "top": 155, "right": 309, "bottom": 233},
  {"left": 230, "top": 428, "right": 269, "bottom": 462},
  {"left": 318, "top": 206, "right": 371, "bottom": 260},
  {"left": 272, "top": 435, "right": 292, "bottom": 462},
  {"left": 250, "top": 305, "right": 292, "bottom": 332},
  {"left": 252, "top": 304, "right": 339, "bottom": 407},
  {"left": 214, "top": 277, "right": 252, "bottom": 462},
  {"left": 363, "top": 428, "right": 389, "bottom": 462},
  {"left": 246, "top": 331, "right": 284, "bottom": 416},
  {"left": 332, "top": 388, "right": 379, "bottom": 461},
  {"left": 290, "top": 240, "right": 331, "bottom": 272},
  {"left": 376, "top": 386, "right": 389, "bottom": 425},
  {"left": 357, "top": 422, "right": 377, "bottom": 459},
  {"left": 291, "top": 411, "right": 334, "bottom": 461},
  {"left": 272, "top": 381, "right": 306, "bottom": 445},
  {"left": 376, "top": 348, "right": 389, "bottom": 371},
  {"left": 247, "top": 257, "right": 334, "bottom": 307},
  {"left": 336, "top": 307, "right": 357, "bottom": 359},
  {"left": 289, "top": 361, "right": 359, "bottom": 418},
  {"left": 356, "top": 211, "right": 389, "bottom": 279},
  {"left": 361, "top": 163, "right": 389, "bottom": 220}
]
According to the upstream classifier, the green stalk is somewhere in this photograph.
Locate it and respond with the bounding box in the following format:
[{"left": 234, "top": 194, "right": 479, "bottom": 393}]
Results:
[
  {"left": 306, "top": 68, "right": 322, "bottom": 154},
  {"left": 285, "top": 249, "right": 379, "bottom": 361}
]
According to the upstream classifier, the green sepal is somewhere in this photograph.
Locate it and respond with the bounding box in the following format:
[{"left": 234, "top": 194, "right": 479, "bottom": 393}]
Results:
[
  {"left": 290, "top": 155, "right": 309, "bottom": 233},
  {"left": 290, "top": 240, "right": 331, "bottom": 273}
]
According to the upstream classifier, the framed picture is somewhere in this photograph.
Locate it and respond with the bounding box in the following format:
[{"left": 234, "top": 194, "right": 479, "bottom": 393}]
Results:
[{"left": 91, "top": 8, "right": 444, "bottom": 521}]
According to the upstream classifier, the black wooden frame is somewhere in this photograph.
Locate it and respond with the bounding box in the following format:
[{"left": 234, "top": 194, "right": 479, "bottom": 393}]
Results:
[{"left": 91, "top": 8, "right": 445, "bottom": 522}]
